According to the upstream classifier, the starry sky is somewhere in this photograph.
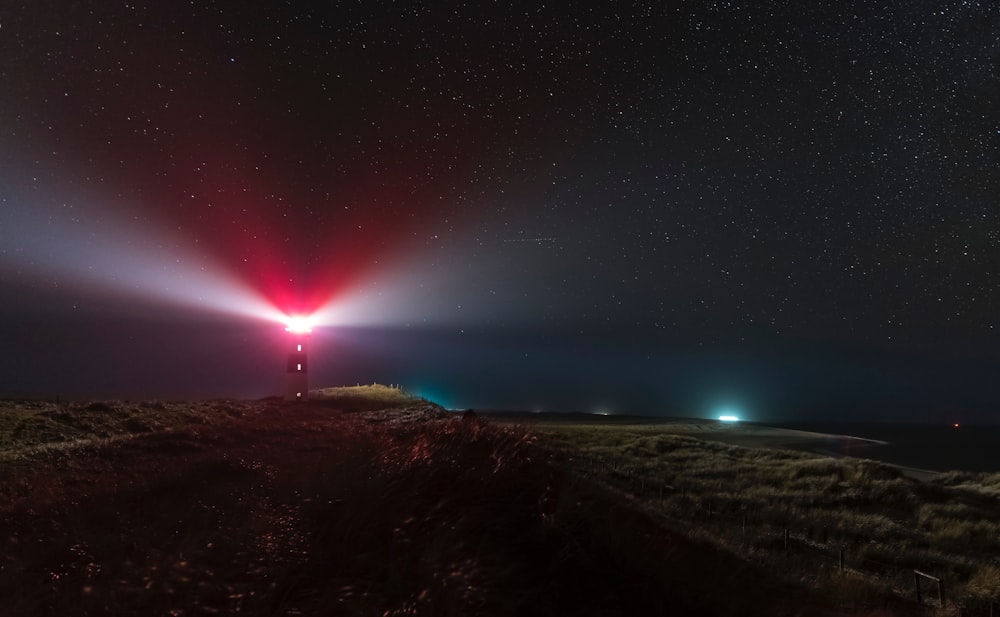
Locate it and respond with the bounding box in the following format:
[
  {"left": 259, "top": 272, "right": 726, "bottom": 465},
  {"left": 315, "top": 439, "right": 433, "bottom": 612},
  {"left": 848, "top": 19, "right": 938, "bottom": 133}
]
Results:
[{"left": 1, "top": 2, "right": 998, "bottom": 422}]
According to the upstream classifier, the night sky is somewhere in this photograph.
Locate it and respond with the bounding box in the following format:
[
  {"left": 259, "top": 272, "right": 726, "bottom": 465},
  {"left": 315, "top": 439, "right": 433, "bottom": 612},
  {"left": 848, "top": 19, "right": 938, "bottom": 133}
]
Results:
[{"left": 1, "top": 2, "right": 998, "bottom": 422}]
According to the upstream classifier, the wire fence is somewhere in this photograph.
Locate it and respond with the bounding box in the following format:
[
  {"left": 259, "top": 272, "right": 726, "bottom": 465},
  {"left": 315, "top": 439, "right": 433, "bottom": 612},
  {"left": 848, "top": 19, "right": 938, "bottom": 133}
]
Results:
[{"left": 570, "top": 455, "right": 1000, "bottom": 617}]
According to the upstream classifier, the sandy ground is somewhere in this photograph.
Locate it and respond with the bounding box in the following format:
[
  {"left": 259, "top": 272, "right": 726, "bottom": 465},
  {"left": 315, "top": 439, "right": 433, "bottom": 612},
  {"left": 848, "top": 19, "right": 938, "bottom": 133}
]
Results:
[
  {"left": 681, "top": 424, "right": 940, "bottom": 481},
  {"left": 496, "top": 413, "right": 942, "bottom": 481},
  {"left": 675, "top": 423, "right": 887, "bottom": 453},
  {"left": 671, "top": 423, "right": 947, "bottom": 477}
]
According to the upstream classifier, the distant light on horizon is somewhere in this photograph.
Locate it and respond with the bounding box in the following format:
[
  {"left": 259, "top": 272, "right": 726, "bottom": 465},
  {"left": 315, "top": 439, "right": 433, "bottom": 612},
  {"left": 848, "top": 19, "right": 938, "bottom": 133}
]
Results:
[{"left": 719, "top": 415, "right": 740, "bottom": 423}]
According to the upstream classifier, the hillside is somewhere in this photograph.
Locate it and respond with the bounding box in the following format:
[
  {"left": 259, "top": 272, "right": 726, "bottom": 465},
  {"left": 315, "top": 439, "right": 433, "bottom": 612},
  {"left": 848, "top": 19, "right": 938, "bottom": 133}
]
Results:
[{"left": 1, "top": 390, "right": 924, "bottom": 616}]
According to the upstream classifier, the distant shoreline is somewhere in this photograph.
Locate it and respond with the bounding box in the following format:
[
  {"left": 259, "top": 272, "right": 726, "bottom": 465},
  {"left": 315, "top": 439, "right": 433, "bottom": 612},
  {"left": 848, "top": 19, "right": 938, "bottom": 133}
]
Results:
[{"left": 480, "top": 411, "right": 1000, "bottom": 475}]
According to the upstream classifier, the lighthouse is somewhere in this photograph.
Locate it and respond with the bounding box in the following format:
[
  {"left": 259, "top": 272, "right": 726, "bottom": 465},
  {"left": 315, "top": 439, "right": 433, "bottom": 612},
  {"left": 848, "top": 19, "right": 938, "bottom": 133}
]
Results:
[{"left": 284, "top": 316, "right": 312, "bottom": 401}]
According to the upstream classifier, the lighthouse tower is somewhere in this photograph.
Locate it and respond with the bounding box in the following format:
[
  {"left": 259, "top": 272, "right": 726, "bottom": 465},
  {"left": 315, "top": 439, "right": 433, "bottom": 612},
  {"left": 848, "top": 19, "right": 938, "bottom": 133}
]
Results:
[{"left": 284, "top": 317, "right": 312, "bottom": 401}]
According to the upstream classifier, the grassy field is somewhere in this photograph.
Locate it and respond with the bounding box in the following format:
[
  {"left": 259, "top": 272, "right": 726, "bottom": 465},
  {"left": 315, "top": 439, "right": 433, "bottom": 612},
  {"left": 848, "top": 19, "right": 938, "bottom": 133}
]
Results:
[
  {"left": 506, "top": 416, "right": 1000, "bottom": 615},
  {"left": 2, "top": 392, "right": 992, "bottom": 615}
]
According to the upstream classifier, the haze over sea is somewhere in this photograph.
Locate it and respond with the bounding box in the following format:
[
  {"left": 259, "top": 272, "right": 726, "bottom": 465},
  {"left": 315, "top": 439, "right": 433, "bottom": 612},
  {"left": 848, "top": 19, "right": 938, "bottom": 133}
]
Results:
[{"left": 774, "top": 422, "right": 1000, "bottom": 474}]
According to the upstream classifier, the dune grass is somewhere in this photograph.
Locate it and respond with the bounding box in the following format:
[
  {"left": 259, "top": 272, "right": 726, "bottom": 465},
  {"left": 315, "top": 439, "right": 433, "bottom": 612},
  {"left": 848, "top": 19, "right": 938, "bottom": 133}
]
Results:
[
  {"left": 0, "top": 396, "right": 858, "bottom": 616},
  {"left": 12, "top": 395, "right": 995, "bottom": 614},
  {"left": 0, "top": 385, "right": 421, "bottom": 455},
  {"left": 0, "top": 398, "right": 271, "bottom": 457},
  {"left": 310, "top": 383, "right": 422, "bottom": 409},
  {"left": 524, "top": 421, "right": 1000, "bottom": 612}
]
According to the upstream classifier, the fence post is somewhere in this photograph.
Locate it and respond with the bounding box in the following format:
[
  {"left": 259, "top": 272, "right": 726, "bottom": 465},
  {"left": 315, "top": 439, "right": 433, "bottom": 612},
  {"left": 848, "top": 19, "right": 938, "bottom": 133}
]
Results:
[
  {"left": 742, "top": 514, "right": 747, "bottom": 534},
  {"left": 915, "top": 570, "right": 945, "bottom": 609},
  {"left": 839, "top": 547, "right": 844, "bottom": 572}
]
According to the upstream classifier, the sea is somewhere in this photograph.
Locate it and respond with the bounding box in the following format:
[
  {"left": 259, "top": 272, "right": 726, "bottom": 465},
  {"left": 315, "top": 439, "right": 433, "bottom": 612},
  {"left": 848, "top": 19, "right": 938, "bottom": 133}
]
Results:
[{"left": 771, "top": 421, "right": 1000, "bottom": 474}]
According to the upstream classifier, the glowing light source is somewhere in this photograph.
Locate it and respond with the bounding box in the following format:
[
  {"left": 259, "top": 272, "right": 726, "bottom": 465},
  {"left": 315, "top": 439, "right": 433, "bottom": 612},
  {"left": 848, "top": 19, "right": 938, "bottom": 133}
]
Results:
[
  {"left": 719, "top": 415, "right": 740, "bottom": 423},
  {"left": 284, "top": 316, "right": 313, "bottom": 334}
]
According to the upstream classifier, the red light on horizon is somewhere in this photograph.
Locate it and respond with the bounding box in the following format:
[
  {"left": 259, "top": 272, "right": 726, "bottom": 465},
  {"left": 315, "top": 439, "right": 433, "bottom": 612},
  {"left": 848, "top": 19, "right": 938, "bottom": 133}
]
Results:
[{"left": 953, "top": 423, "right": 960, "bottom": 428}]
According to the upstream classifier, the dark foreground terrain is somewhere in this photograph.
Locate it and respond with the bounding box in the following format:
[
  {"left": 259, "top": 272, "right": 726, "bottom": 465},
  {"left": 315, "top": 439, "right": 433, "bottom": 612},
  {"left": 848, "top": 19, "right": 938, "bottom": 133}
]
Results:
[{"left": 1, "top": 393, "right": 918, "bottom": 616}]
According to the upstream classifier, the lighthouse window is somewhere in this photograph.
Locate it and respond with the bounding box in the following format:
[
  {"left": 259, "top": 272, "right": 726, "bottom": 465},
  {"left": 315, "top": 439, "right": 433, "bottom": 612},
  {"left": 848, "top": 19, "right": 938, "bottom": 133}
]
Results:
[
  {"left": 297, "top": 363, "right": 302, "bottom": 371},
  {"left": 297, "top": 344, "right": 302, "bottom": 352}
]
